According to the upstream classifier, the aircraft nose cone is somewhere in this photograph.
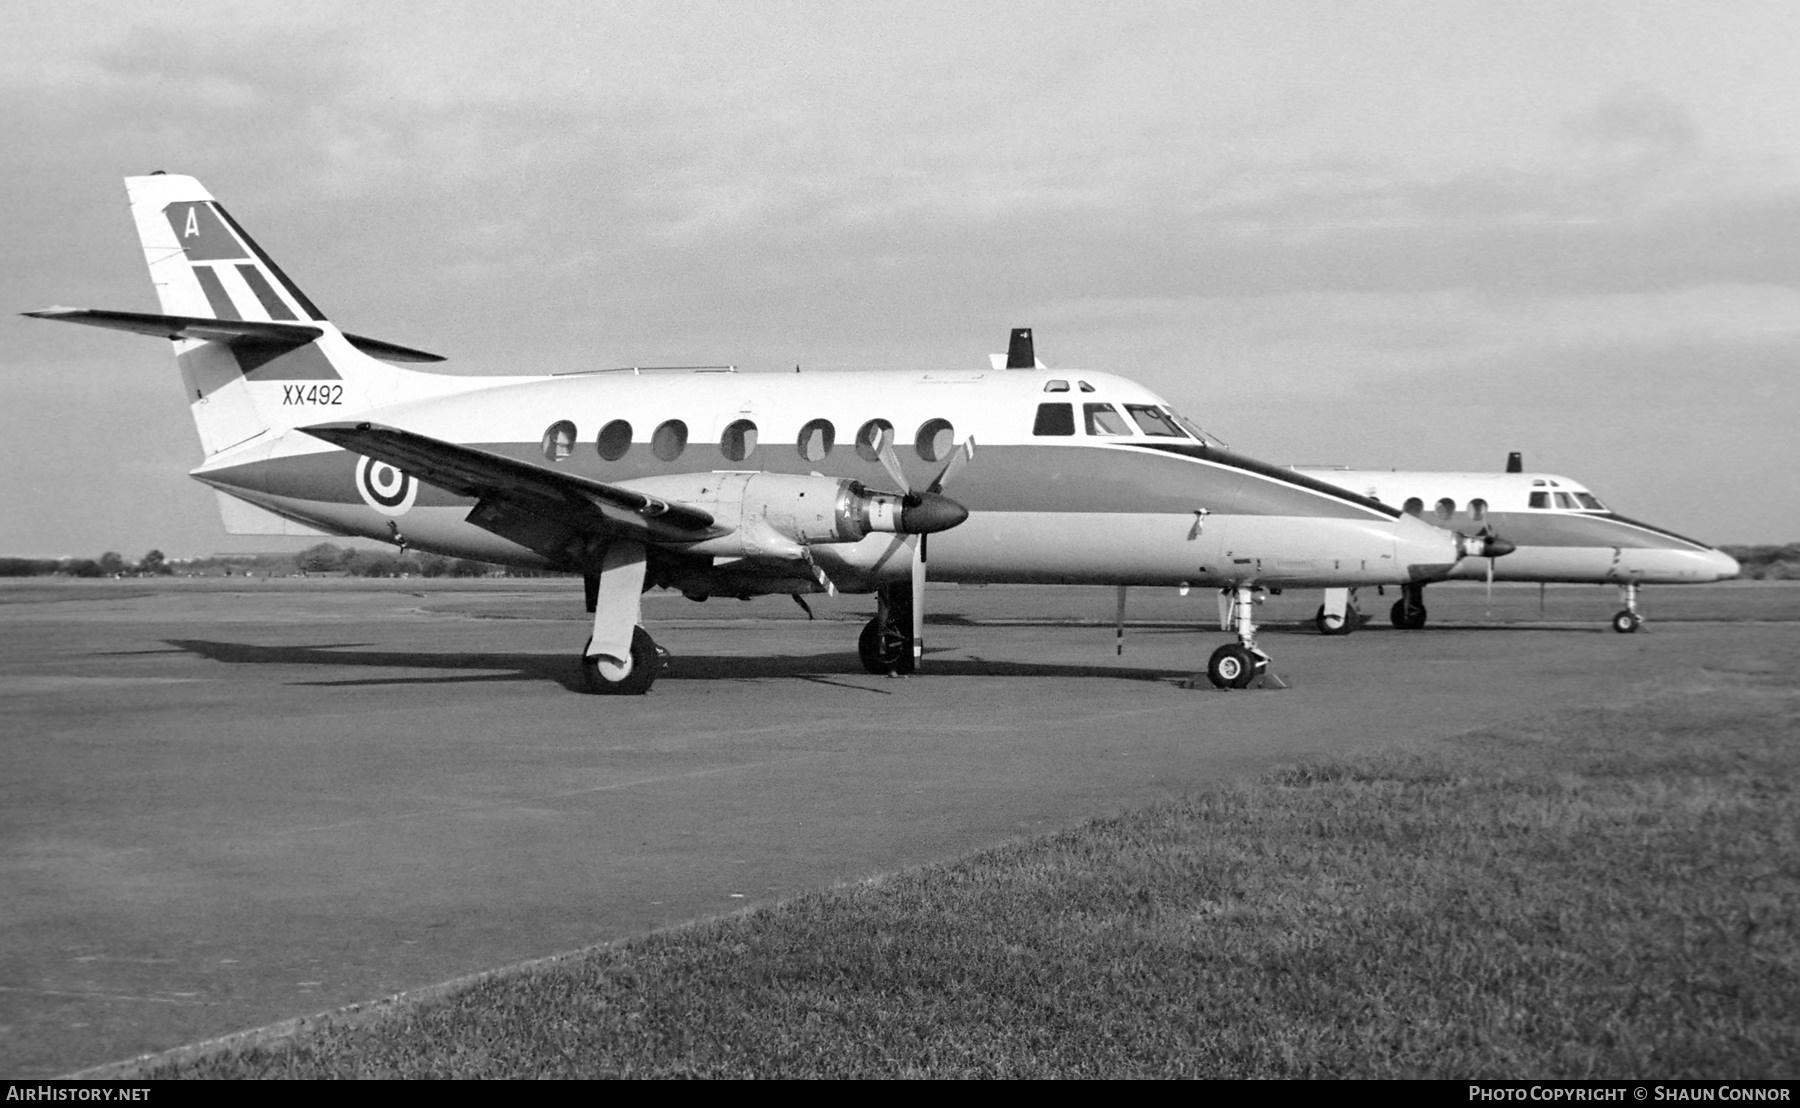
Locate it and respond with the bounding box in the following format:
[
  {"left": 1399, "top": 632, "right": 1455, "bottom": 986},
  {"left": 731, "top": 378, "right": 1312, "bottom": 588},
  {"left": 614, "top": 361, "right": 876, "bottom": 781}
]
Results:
[
  {"left": 1706, "top": 548, "right": 1741, "bottom": 581},
  {"left": 899, "top": 492, "right": 969, "bottom": 534}
]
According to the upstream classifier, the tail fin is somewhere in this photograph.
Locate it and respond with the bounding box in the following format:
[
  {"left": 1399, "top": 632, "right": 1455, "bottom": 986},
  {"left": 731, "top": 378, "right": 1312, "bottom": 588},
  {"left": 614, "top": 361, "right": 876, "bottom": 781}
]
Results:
[{"left": 29, "top": 173, "right": 443, "bottom": 456}]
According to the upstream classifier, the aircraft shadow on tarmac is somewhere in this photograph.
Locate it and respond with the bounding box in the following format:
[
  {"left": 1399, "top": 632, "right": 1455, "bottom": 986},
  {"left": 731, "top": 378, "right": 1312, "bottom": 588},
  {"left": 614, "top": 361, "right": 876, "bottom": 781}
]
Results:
[{"left": 160, "top": 638, "right": 1188, "bottom": 691}]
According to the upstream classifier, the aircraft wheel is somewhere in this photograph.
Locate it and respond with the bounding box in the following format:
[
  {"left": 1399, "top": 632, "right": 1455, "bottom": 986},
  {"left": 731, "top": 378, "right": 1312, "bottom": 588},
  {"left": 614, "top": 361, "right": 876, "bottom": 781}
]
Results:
[
  {"left": 1206, "top": 644, "right": 1260, "bottom": 690},
  {"left": 580, "top": 627, "right": 660, "bottom": 695},
  {"left": 1390, "top": 599, "right": 1428, "bottom": 630},
  {"left": 1314, "top": 606, "right": 1353, "bottom": 636},
  {"left": 1611, "top": 610, "right": 1641, "bottom": 634},
  {"left": 858, "top": 616, "right": 914, "bottom": 675}
]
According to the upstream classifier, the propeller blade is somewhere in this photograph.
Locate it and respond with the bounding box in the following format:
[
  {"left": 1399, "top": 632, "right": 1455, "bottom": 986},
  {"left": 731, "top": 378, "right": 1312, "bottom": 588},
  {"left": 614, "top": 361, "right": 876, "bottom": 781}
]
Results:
[
  {"left": 911, "top": 533, "right": 927, "bottom": 670},
  {"left": 875, "top": 437, "right": 910, "bottom": 498},
  {"left": 926, "top": 437, "right": 977, "bottom": 495},
  {"left": 1485, "top": 557, "right": 1494, "bottom": 618}
]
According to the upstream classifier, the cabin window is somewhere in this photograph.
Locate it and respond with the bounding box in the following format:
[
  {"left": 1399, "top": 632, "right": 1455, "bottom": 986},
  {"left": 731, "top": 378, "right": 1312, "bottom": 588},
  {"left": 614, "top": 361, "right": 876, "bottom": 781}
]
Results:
[
  {"left": 596, "top": 420, "right": 632, "bottom": 460},
  {"left": 1574, "top": 492, "right": 1606, "bottom": 510},
  {"left": 1033, "top": 403, "right": 1075, "bottom": 436},
  {"left": 1125, "top": 404, "right": 1185, "bottom": 437},
  {"left": 797, "top": 418, "right": 835, "bottom": 462},
  {"left": 652, "top": 419, "right": 688, "bottom": 461},
  {"left": 855, "top": 419, "right": 894, "bottom": 462},
  {"left": 1434, "top": 497, "right": 1456, "bottom": 521},
  {"left": 915, "top": 418, "right": 955, "bottom": 462},
  {"left": 720, "top": 419, "right": 758, "bottom": 462},
  {"left": 1403, "top": 497, "right": 1424, "bottom": 517},
  {"left": 541, "top": 420, "right": 576, "bottom": 463},
  {"left": 1529, "top": 492, "right": 1550, "bottom": 509},
  {"left": 1554, "top": 492, "right": 1578, "bottom": 509},
  {"left": 1043, "top": 380, "right": 1069, "bottom": 393},
  {"left": 1469, "top": 498, "right": 1488, "bottom": 523},
  {"left": 1084, "top": 403, "right": 1131, "bottom": 436}
]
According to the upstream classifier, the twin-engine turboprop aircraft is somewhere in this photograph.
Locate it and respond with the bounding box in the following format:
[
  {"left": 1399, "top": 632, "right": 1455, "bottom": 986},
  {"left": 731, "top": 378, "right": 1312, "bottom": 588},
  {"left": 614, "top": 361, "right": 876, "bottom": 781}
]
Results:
[
  {"left": 1294, "top": 454, "right": 1739, "bottom": 634},
  {"left": 29, "top": 173, "right": 1512, "bottom": 692}
]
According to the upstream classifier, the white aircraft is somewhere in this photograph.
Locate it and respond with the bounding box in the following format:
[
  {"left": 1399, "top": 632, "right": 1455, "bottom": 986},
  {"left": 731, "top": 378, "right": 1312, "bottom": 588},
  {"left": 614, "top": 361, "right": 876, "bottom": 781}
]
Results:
[
  {"left": 1293, "top": 454, "right": 1739, "bottom": 634},
  {"left": 28, "top": 173, "right": 1512, "bottom": 693}
]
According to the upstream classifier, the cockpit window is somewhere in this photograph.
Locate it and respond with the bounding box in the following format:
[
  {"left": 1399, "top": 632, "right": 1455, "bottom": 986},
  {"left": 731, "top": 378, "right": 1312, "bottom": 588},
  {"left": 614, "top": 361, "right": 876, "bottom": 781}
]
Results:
[
  {"left": 1170, "top": 411, "right": 1224, "bottom": 448},
  {"left": 1033, "top": 402, "right": 1075, "bottom": 436},
  {"left": 1554, "top": 492, "right": 1578, "bottom": 509},
  {"left": 1125, "top": 404, "right": 1186, "bottom": 437},
  {"left": 1084, "top": 403, "right": 1131, "bottom": 436},
  {"left": 1043, "top": 380, "right": 1070, "bottom": 393},
  {"left": 1574, "top": 492, "right": 1606, "bottom": 510},
  {"left": 1077, "top": 380, "right": 1096, "bottom": 393},
  {"left": 1529, "top": 492, "right": 1550, "bottom": 509}
]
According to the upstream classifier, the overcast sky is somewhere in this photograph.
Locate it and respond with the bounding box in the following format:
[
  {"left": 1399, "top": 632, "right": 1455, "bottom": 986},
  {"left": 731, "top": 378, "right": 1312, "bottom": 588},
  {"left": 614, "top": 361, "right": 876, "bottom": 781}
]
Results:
[{"left": 4, "top": 0, "right": 1796, "bottom": 557}]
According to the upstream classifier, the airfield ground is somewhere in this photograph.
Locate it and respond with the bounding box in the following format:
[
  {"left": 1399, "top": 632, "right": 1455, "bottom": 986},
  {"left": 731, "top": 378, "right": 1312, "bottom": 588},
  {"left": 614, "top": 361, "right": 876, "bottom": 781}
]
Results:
[{"left": 1, "top": 578, "right": 1795, "bottom": 1076}]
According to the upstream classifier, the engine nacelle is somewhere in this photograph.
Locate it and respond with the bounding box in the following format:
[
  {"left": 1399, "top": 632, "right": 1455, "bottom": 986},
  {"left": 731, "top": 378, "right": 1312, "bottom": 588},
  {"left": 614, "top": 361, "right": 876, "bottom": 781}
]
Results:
[{"left": 619, "top": 471, "right": 966, "bottom": 560}]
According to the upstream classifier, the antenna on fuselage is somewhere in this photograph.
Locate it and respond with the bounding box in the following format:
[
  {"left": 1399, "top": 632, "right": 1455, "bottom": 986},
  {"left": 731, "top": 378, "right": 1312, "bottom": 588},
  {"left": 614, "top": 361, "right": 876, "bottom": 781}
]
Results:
[{"left": 1506, "top": 451, "right": 1523, "bottom": 473}]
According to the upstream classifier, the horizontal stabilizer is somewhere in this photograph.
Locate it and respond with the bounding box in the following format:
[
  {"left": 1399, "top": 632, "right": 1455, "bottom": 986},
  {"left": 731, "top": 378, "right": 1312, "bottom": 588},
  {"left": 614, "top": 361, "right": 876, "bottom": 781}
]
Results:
[
  {"left": 23, "top": 307, "right": 445, "bottom": 363},
  {"left": 301, "top": 421, "right": 727, "bottom": 541}
]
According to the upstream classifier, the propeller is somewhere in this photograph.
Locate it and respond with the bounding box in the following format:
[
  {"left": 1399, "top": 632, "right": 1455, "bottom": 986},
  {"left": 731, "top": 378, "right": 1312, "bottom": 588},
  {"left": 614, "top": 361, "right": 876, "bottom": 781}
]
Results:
[{"left": 872, "top": 432, "right": 977, "bottom": 670}]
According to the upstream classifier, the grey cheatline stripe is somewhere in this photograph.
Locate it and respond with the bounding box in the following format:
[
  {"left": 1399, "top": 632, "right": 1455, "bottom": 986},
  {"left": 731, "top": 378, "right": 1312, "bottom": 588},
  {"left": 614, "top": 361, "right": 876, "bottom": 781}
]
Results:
[
  {"left": 235, "top": 264, "right": 298, "bottom": 321},
  {"left": 1597, "top": 512, "right": 1717, "bottom": 552},
  {"left": 191, "top": 266, "right": 240, "bottom": 321},
  {"left": 211, "top": 203, "right": 326, "bottom": 322},
  {"left": 1123, "top": 441, "right": 1399, "bottom": 519}
]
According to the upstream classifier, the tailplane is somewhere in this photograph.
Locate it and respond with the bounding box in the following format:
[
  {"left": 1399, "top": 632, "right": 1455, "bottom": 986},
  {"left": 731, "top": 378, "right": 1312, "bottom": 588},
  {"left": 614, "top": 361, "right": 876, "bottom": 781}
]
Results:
[{"left": 27, "top": 173, "right": 444, "bottom": 456}]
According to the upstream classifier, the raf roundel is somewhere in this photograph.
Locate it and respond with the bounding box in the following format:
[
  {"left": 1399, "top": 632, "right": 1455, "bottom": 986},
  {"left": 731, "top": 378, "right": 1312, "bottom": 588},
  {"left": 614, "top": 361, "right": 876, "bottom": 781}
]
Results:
[{"left": 355, "top": 455, "right": 417, "bottom": 516}]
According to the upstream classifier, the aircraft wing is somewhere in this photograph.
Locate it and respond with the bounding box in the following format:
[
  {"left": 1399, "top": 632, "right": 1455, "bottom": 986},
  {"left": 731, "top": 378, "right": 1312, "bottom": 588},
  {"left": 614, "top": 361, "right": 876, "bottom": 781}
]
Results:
[{"left": 301, "top": 421, "right": 729, "bottom": 547}]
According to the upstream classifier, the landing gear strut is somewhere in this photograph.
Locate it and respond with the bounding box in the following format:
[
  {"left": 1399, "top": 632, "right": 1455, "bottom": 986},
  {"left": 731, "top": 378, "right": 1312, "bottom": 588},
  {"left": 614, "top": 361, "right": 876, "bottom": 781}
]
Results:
[
  {"left": 1390, "top": 582, "right": 1428, "bottom": 630},
  {"left": 1204, "top": 585, "right": 1276, "bottom": 690},
  {"left": 579, "top": 542, "right": 663, "bottom": 695},
  {"left": 1611, "top": 581, "right": 1643, "bottom": 634},
  {"left": 1315, "top": 587, "right": 1358, "bottom": 635},
  {"left": 859, "top": 583, "right": 915, "bottom": 675}
]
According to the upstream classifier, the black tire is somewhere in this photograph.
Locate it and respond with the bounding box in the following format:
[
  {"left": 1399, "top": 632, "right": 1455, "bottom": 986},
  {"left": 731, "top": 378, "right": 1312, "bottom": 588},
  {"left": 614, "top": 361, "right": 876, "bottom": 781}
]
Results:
[
  {"left": 580, "top": 627, "right": 660, "bottom": 694},
  {"left": 1315, "top": 605, "right": 1353, "bottom": 636},
  {"left": 1390, "top": 599, "right": 1428, "bottom": 630},
  {"left": 858, "top": 616, "right": 914, "bottom": 675},
  {"left": 1611, "top": 611, "right": 1640, "bottom": 634},
  {"left": 1206, "top": 644, "right": 1259, "bottom": 690}
]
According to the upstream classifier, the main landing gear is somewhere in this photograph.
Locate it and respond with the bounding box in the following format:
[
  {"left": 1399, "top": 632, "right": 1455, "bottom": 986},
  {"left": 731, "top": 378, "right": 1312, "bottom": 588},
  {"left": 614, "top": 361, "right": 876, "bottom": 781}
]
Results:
[
  {"left": 1314, "top": 587, "right": 1359, "bottom": 635},
  {"left": 580, "top": 627, "right": 663, "bottom": 695},
  {"left": 1612, "top": 581, "right": 1643, "bottom": 634},
  {"left": 1203, "top": 585, "right": 1282, "bottom": 690},
  {"left": 858, "top": 583, "right": 915, "bottom": 675},
  {"left": 578, "top": 542, "right": 666, "bottom": 695},
  {"left": 1390, "top": 582, "right": 1428, "bottom": 630}
]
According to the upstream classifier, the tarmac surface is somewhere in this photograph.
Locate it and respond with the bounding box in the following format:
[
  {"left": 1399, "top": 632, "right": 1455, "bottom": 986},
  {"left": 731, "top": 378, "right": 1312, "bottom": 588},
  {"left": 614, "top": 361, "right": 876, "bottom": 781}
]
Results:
[{"left": 2, "top": 577, "right": 1793, "bottom": 1076}]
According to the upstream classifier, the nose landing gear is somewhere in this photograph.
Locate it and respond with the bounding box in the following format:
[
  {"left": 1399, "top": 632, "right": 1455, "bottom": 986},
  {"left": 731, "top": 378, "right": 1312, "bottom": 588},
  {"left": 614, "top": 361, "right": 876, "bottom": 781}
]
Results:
[
  {"left": 1200, "top": 585, "right": 1285, "bottom": 690},
  {"left": 1611, "top": 581, "right": 1643, "bottom": 633}
]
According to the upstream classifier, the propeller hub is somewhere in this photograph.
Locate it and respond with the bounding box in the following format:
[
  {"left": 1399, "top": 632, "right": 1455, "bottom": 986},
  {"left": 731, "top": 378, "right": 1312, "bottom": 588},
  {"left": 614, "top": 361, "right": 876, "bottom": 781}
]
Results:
[{"left": 898, "top": 491, "right": 968, "bottom": 535}]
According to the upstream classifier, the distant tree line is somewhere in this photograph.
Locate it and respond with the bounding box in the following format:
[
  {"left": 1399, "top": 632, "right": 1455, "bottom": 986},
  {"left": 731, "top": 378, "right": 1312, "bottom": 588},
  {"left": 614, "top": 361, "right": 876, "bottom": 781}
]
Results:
[
  {"left": 0, "top": 550, "right": 172, "bottom": 578},
  {"left": 1718, "top": 544, "right": 1800, "bottom": 580},
  {"left": 0, "top": 544, "right": 545, "bottom": 579}
]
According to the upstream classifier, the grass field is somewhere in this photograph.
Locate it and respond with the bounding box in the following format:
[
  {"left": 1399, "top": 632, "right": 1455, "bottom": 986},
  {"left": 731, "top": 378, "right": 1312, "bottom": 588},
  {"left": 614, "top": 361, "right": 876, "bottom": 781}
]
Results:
[{"left": 132, "top": 629, "right": 1799, "bottom": 1078}]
